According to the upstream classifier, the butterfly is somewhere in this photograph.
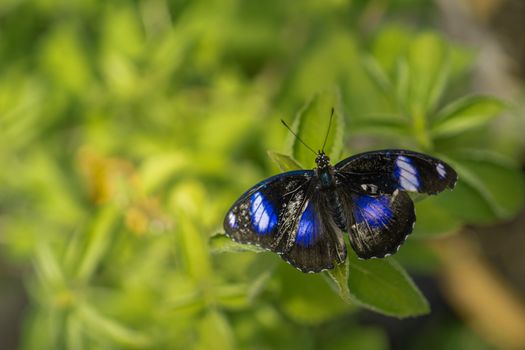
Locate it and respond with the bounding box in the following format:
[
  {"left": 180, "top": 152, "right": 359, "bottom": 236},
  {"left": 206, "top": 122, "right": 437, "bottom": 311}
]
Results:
[{"left": 223, "top": 115, "right": 457, "bottom": 273}]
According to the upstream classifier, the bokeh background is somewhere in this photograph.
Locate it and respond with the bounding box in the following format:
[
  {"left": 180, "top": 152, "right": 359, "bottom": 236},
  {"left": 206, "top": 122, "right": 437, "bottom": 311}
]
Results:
[{"left": 1, "top": 0, "right": 525, "bottom": 349}]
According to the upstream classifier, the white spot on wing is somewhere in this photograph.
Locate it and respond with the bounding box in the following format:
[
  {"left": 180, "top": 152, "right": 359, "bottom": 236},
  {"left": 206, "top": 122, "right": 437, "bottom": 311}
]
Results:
[
  {"left": 436, "top": 163, "right": 446, "bottom": 178},
  {"left": 399, "top": 175, "right": 419, "bottom": 191},
  {"left": 404, "top": 170, "right": 419, "bottom": 183},
  {"left": 228, "top": 212, "right": 236, "bottom": 228},
  {"left": 396, "top": 156, "right": 420, "bottom": 191},
  {"left": 396, "top": 156, "right": 417, "bottom": 174},
  {"left": 251, "top": 192, "right": 270, "bottom": 232}
]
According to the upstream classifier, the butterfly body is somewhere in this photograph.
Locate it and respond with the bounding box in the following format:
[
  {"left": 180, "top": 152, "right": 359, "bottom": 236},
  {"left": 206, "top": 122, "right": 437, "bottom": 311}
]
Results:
[{"left": 224, "top": 149, "right": 457, "bottom": 273}]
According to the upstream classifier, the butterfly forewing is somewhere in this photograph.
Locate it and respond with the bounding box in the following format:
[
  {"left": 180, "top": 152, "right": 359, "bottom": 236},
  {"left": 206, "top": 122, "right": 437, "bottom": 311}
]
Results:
[
  {"left": 335, "top": 150, "right": 457, "bottom": 195},
  {"left": 224, "top": 170, "right": 313, "bottom": 251}
]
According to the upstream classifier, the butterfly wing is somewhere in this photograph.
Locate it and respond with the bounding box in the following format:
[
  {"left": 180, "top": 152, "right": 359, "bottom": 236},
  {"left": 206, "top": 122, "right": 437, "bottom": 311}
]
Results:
[
  {"left": 224, "top": 170, "right": 313, "bottom": 252},
  {"left": 335, "top": 149, "right": 457, "bottom": 195},
  {"left": 224, "top": 171, "right": 347, "bottom": 272},
  {"left": 280, "top": 188, "right": 347, "bottom": 273},
  {"left": 336, "top": 188, "right": 416, "bottom": 259}
]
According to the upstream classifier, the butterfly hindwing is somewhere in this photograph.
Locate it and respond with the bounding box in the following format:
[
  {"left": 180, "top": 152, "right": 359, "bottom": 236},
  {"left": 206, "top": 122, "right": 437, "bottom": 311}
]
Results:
[
  {"left": 347, "top": 190, "right": 415, "bottom": 259},
  {"left": 281, "top": 189, "right": 347, "bottom": 273},
  {"left": 224, "top": 170, "right": 313, "bottom": 252},
  {"left": 335, "top": 150, "right": 457, "bottom": 195}
]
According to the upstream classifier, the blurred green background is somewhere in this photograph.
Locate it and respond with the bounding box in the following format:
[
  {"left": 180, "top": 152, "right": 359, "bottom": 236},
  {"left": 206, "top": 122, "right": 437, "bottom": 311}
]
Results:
[{"left": 1, "top": 0, "right": 525, "bottom": 349}]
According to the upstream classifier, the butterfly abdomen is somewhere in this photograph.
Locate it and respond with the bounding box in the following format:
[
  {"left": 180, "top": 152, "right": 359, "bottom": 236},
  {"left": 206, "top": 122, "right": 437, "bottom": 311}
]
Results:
[{"left": 328, "top": 192, "right": 347, "bottom": 232}]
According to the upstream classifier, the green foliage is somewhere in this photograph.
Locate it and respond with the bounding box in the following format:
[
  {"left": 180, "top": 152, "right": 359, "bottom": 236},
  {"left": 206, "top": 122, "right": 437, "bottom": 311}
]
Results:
[
  {"left": 355, "top": 30, "right": 525, "bottom": 225},
  {"left": 276, "top": 263, "right": 353, "bottom": 324},
  {"left": 324, "top": 253, "right": 430, "bottom": 318},
  {"left": 267, "top": 151, "right": 302, "bottom": 172},
  {"left": 345, "top": 254, "right": 430, "bottom": 317},
  {"left": 411, "top": 196, "right": 461, "bottom": 238},
  {"left": 287, "top": 89, "right": 344, "bottom": 168},
  {"left": 0, "top": 1, "right": 523, "bottom": 349},
  {"left": 432, "top": 96, "right": 506, "bottom": 138}
]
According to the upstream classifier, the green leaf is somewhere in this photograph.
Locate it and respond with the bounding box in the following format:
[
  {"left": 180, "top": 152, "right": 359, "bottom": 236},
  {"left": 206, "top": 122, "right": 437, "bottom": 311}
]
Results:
[
  {"left": 348, "top": 114, "right": 409, "bottom": 137},
  {"left": 216, "top": 267, "right": 274, "bottom": 310},
  {"left": 449, "top": 44, "right": 475, "bottom": 80},
  {"left": 288, "top": 89, "right": 344, "bottom": 168},
  {"left": 20, "top": 308, "right": 60, "bottom": 350},
  {"left": 277, "top": 263, "right": 353, "bottom": 324},
  {"left": 267, "top": 150, "right": 303, "bottom": 171},
  {"left": 322, "top": 326, "right": 389, "bottom": 350},
  {"left": 285, "top": 29, "right": 391, "bottom": 125},
  {"left": 412, "top": 196, "right": 462, "bottom": 237},
  {"left": 209, "top": 234, "right": 267, "bottom": 254},
  {"left": 171, "top": 181, "right": 213, "bottom": 279},
  {"left": 196, "top": 311, "right": 235, "bottom": 350},
  {"left": 346, "top": 253, "right": 430, "bottom": 318},
  {"left": 371, "top": 24, "right": 413, "bottom": 76},
  {"left": 35, "top": 242, "right": 66, "bottom": 290},
  {"left": 76, "top": 204, "right": 120, "bottom": 283},
  {"left": 393, "top": 240, "right": 441, "bottom": 274},
  {"left": 215, "top": 283, "right": 251, "bottom": 310},
  {"left": 325, "top": 259, "right": 352, "bottom": 303},
  {"left": 66, "top": 314, "right": 84, "bottom": 350},
  {"left": 40, "top": 24, "right": 92, "bottom": 94},
  {"left": 140, "top": 152, "right": 189, "bottom": 194},
  {"left": 404, "top": 32, "right": 449, "bottom": 116},
  {"left": 247, "top": 268, "right": 274, "bottom": 302},
  {"left": 431, "top": 96, "right": 505, "bottom": 138},
  {"left": 362, "top": 54, "right": 394, "bottom": 96},
  {"left": 437, "top": 151, "right": 525, "bottom": 223},
  {"left": 434, "top": 180, "right": 496, "bottom": 224},
  {"left": 77, "top": 303, "right": 152, "bottom": 348}
]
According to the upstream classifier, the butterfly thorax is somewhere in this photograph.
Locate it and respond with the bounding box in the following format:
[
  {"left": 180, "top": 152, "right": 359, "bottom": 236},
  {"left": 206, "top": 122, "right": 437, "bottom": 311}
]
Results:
[{"left": 315, "top": 152, "right": 336, "bottom": 190}]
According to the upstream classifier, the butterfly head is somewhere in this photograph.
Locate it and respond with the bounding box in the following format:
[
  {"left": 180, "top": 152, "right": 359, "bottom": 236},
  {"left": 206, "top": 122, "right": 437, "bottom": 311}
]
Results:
[{"left": 315, "top": 151, "right": 331, "bottom": 170}]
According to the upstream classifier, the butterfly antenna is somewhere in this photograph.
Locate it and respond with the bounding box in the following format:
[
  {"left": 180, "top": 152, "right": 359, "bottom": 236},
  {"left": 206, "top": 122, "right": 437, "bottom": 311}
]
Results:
[
  {"left": 321, "top": 107, "right": 334, "bottom": 152},
  {"left": 280, "top": 119, "right": 317, "bottom": 155}
]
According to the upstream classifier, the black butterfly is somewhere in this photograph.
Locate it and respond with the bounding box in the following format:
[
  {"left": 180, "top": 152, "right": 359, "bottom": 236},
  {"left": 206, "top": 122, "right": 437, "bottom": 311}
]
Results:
[{"left": 224, "top": 121, "right": 457, "bottom": 273}]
